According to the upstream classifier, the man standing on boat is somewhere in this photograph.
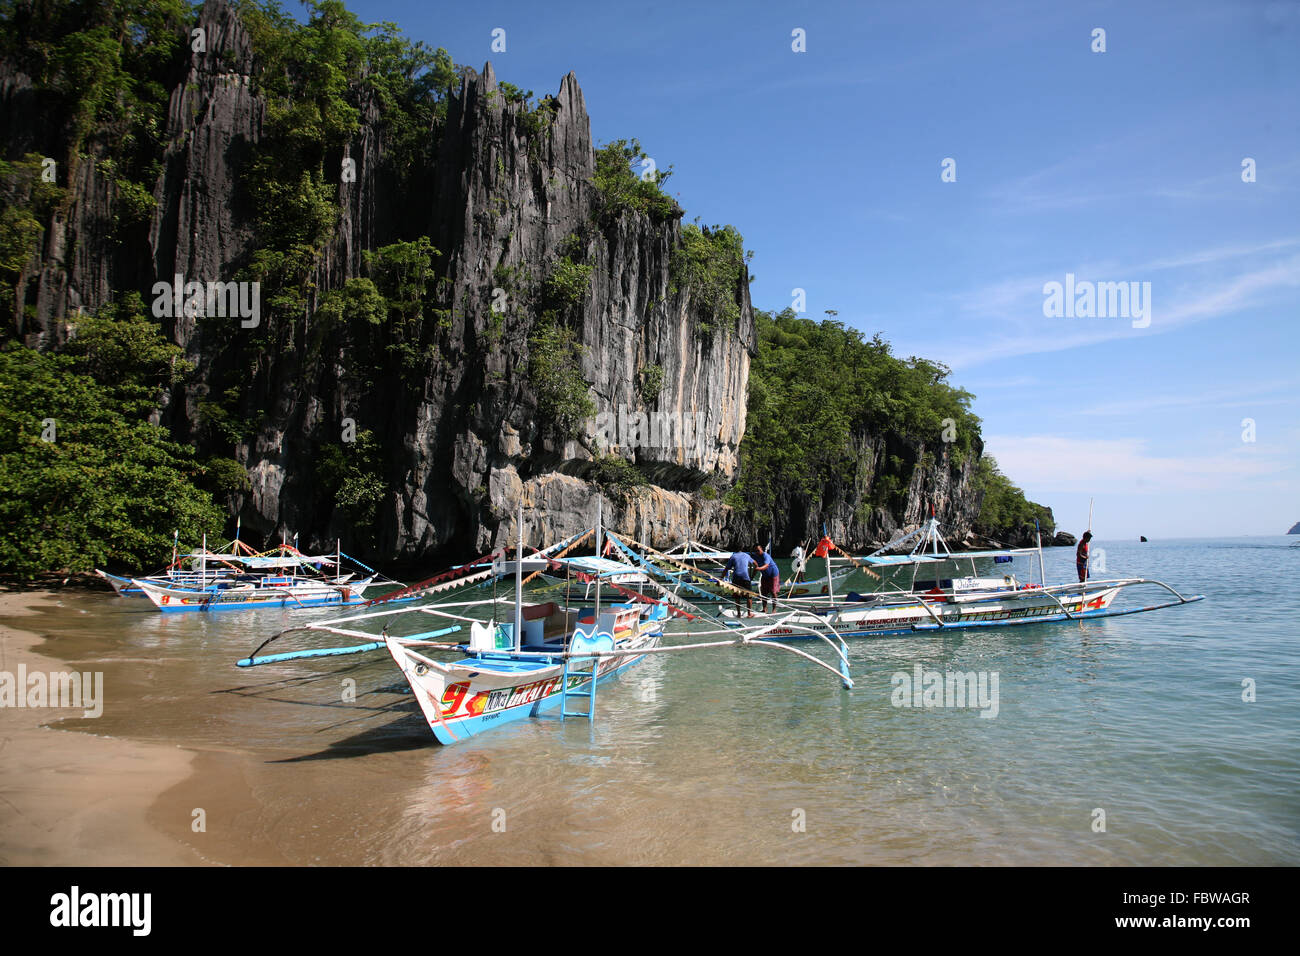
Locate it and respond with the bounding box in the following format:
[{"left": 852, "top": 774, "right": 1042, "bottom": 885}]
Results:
[
  {"left": 721, "top": 548, "right": 757, "bottom": 617},
  {"left": 753, "top": 545, "right": 780, "bottom": 613},
  {"left": 1076, "top": 531, "right": 1093, "bottom": 582}
]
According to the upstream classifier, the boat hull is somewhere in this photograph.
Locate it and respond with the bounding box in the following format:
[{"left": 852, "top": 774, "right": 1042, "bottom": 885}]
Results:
[
  {"left": 133, "top": 578, "right": 372, "bottom": 613},
  {"left": 387, "top": 620, "right": 662, "bottom": 745},
  {"left": 720, "top": 582, "right": 1181, "bottom": 638}
]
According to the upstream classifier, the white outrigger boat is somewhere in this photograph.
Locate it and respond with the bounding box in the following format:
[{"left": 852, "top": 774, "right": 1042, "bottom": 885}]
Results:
[
  {"left": 236, "top": 503, "right": 854, "bottom": 745},
  {"left": 606, "top": 517, "right": 1204, "bottom": 639},
  {"left": 126, "top": 535, "right": 395, "bottom": 613},
  {"left": 96, "top": 529, "right": 245, "bottom": 597},
  {"left": 134, "top": 572, "right": 375, "bottom": 612}
]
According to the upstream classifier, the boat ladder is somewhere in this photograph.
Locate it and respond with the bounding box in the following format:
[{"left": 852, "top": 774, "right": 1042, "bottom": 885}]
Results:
[{"left": 559, "top": 651, "right": 598, "bottom": 721}]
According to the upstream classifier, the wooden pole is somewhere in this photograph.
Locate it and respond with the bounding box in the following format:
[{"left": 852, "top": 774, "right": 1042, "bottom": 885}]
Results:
[
  {"left": 594, "top": 496, "right": 603, "bottom": 624},
  {"left": 514, "top": 503, "right": 523, "bottom": 651}
]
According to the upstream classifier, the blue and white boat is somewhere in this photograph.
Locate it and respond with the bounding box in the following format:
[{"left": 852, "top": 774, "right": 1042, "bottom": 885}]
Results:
[
  {"left": 703, "top": 516, "right": 1206, "bottom": 638},
  {"left": 124, "top": 535, "right": 394, "bottom": 613},
  {"left": 133, "top": 572, "right": 375, "bottom": 612}
]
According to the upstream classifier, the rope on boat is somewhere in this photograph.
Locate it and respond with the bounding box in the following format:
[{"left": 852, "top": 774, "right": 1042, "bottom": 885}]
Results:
[
  {"left": 601, "top": 533, "right": 706, "bottom": 617},
  {"left": 602, "top": 533, "right": 713, "bottom": 612},
  {"left": 520, "top": 528, "right": 594, "bottom": 585},
  {"left": 534, "top": 545, "right": 700, "bottom": 620},
  {"left": 830, "top": 542, "right": 882, "bottom": 581},
  {"left": 363, "top": 550, "right": 503, "bottom": 607}
]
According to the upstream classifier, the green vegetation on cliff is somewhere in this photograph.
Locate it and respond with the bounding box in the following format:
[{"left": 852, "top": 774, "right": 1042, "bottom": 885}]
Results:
[
  {"left": 729, "top": 308, "right": 980, "bottom": 530},
  {"left": 670, "top": 223, "right": 750, "bottom": 338},
  {"left": 728, "top": 308, "right": 1049, "bottom": 542},
  {"left": 592, "top": 139, "right": 676, "bottom": 223},
  {"left": 0, "top": 305, "right": 224, "bottom": 577},
  {"left": 527, "top": 317, "right": 595, "bottom": 440},
  {"left": 973, "top": 456, "right": 1054, "bottom": 539},
  {"left": 233, "top": 1, "right": 457, "bottom": 371}
]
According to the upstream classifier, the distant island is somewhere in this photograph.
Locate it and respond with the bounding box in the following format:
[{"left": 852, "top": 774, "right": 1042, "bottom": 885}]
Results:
[{"left": 1289, "top": 522, "right": 1300, "bottom": 535}]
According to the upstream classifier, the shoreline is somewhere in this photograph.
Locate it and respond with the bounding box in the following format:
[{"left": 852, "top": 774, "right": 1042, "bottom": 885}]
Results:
[{"left": 0, "top": 590, "right": 207, "bottom": 866}]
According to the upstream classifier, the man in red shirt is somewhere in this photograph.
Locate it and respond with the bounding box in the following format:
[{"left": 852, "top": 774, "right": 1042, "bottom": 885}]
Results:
[{"left": 1076, "top": 531, "right": 1093, "bottom": 582}]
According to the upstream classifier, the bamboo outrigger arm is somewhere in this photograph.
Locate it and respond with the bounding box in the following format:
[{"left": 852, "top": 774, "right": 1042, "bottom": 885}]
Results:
[{"left": 563, "top": 633, "right": 854, "bottom": 689}]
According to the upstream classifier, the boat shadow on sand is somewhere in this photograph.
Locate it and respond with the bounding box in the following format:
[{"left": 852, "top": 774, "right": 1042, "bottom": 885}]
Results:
[{"left": 214, "top": 664, "right": 436, "bottom": 761}]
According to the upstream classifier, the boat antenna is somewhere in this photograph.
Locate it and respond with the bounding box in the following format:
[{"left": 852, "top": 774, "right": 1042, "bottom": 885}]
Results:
[
  {"left": 594, "top": 496, "right": 603, "bottom": 624},
  {"left": 514, "top": 502, "right": 524, "bottom": 652},
  {"left": 1035, "top": 517, "right": 1045, "bottom": 586},
  {"left": 1088, "top": 497, "right": 1095, "bottom": 534}
]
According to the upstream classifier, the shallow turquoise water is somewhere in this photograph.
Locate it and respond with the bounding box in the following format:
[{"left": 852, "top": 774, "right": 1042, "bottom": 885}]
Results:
[{"left": 16, "top": 537, "right": 1299, "bottom": 865}]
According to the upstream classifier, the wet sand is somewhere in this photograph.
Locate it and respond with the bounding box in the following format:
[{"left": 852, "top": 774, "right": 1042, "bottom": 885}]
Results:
[{"left": 0, "top": 590, "right": 204, "bottom": 865}]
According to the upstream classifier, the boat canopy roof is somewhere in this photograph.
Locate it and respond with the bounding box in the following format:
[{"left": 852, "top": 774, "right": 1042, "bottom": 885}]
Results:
[
  {"left": 558, "top": 556, "right": 646, "bottom": 577},
  {"left": 861, "top": 548, "right": 1038, "bottom": 566},
  {"left": 185, "top": 553, "right": 339, "bottom": 568}
]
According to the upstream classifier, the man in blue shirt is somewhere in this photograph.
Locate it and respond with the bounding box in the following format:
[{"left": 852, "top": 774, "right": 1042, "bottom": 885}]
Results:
[
  {"left": 722, "top": 548, "right": 757, "bottom": 617},
  {"left": 753, "top": 545, "right": 780, "bottom": 613}
]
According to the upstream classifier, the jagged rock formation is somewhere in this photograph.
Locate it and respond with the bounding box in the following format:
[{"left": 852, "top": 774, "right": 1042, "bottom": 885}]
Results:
[{"left": 3, "top": 0, "right": 1015, "bottom": 564}]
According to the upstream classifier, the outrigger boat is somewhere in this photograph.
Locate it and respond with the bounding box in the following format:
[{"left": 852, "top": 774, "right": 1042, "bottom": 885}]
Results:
[
  {"left": 601, "top": 517, "right": 1204, "bottom": 639},
  {"left": 128, "top": 535, "right": 397, "bottom": 613},
  {"left": 97, "top": 529, "right": 243, "bottom": 596},
  {"left": 237, "top": 503, "right": 854, "bottom": 745}
]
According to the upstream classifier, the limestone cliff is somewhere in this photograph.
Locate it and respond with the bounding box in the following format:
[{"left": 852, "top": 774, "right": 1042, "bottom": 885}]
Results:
[{"left": 2, "top": 0, "right": 1023, "bottom": 564}]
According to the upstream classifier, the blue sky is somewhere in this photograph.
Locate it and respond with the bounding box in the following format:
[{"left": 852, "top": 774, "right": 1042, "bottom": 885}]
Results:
[{"left": 344, "top": 0, "right": 1299, "bottom": 537}]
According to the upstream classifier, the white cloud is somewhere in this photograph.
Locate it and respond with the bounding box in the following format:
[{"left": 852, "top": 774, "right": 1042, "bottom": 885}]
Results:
[
  {"left": 936, "top": 246, "right": 1300, "bottom": 369},
  {"left": 1075, "top": 379, "right": 1300, "bottom": 416},
  {"left": 983, "top": 434, "right": 1292, "bottom": 494}
]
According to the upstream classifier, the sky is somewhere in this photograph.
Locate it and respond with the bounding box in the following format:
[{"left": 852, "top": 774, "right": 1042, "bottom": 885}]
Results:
[{"left": 342, "top": 0, "right": 1299, "bottom": 538}]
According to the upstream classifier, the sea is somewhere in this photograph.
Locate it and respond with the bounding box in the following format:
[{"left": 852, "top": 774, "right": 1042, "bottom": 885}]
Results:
[{"left": 7, "top": 536, "right": 1298, "bottom": 865}]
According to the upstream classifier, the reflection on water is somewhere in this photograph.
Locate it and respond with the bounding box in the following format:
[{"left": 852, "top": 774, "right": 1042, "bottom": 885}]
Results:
[{"left": 7, "top": 537, "right": 1299, "bottom": 864}]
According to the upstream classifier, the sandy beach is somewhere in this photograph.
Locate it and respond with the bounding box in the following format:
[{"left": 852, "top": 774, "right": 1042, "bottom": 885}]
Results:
[{"left": 0, "top": 589, "right": 205, "bottom": 866}]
